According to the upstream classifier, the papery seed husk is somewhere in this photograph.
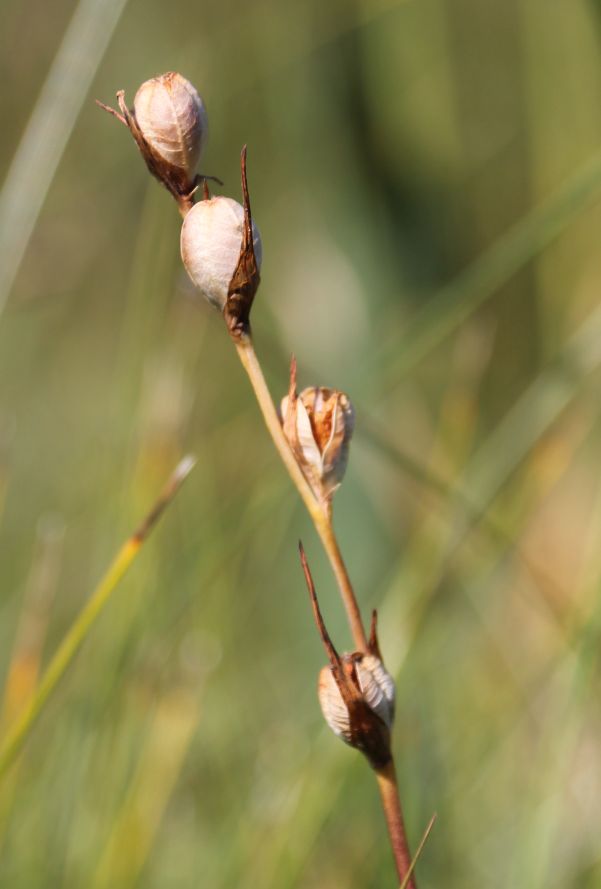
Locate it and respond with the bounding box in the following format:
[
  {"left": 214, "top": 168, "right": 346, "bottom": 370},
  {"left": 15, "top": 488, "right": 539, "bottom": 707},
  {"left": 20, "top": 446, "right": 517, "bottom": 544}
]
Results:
[
  {"left": 281, "top": 387, "right": 354, "bottom": 499},
  {"left": 355, "top": 654, "right": 395, "bottom": 728},
  {"left": 292, "top": 396, "right": 324, "bottom": 478},
  {"left": 181, "top": 196, "right": 262, "bottom": 310},
  {"left": 318, "top": 666, "right": 352, "bottom": 742},
  {"left": 133, "top": 72, "right": 208, "bottom": 180},
  {"left": 317, "top": 653, "right": 395, "bottom": 747},
  {"left": 305, "top": 389, "right": 354, "bottom": 483}
]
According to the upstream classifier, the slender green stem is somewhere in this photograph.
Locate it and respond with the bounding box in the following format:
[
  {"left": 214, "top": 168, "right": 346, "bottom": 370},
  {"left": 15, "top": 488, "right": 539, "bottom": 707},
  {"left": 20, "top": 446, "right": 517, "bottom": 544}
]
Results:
[
  {"left": 235, "top": 336, "right": 322, "bottom": 523},
  {"left": 314, "top": 513, "right": 368, "bottom": 651},
  {"left": 234, "top": 332, "right": 417, "bottom": 883},
  {"left": 234, "top": 334, "right": 367, "bottom": 650},
  {"left": 0, "top": 456, "right": 195, "bottom": 781}
]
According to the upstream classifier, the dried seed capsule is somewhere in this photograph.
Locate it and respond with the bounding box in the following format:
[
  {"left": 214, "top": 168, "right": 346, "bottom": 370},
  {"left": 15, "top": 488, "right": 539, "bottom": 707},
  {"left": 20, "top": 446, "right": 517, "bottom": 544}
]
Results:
[
  {"left": 317, "top": 653, "right": 395, "bottom": 769},
  {"left": 281, "top": 381, "right": 354, "bottom": 503},
  {"left": 318, "top": 652, "right": 395, "bottom": 740},
  {"left": 180, "top": 196, "right": 262, "bottom": 311},
  {"left": 355, "top": 654, "right": 396, "bottom": 727},
  {"left": 300, "top": 543, "right": 395, "bottom": 770},
  {"left": 133, "top": 72, "right": 208, "bottom": 185},
  {"left": 97, "top": 72, "right": 210, "bottom": 213}
]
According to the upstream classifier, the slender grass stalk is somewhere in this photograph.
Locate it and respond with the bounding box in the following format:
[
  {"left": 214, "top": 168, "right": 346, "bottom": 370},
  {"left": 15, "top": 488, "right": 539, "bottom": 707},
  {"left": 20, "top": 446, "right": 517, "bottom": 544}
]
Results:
[
  {"left": 91, "top": 686, "right": 200, "bottom": 889},
  {"left": 385, "top": 150, "right": 601, "bottom": 380},
  {"left": 0, "top": 0, "right": 129, "bottom": 320},
  {"left": 0, "top": 517, "right": 63, "bottom": 845},
  {"left": 398, "top": 812, "right": 437, "bottom": 889},
  {"left": 0, "top": 456, "right": 195, "bottom": 781},
  {"left": 234, "top": 331, "right": 414, "bottom": 884}
]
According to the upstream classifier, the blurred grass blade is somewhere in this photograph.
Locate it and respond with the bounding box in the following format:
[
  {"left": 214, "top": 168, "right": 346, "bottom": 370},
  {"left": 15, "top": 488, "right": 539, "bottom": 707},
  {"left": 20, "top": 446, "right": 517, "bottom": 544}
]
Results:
[
  {"left": 0, "top": 456, "right": 195, "bottom": 781},
  {"left": 0, "top": 516, "right": 64, "bottom": 842},
  {"left": 0, "top": 417, "right": 15, "bottom": 533},
  {"left": 385, "top": 298, "right": 601, "bottom": 573},
  {"left": 462, "top": 301, "right": 601, "bottom": 508},
  {"left": 389, "top": 152, "right": 601, "bottom": 378},
  {"left": 0, "top": 0, "right": 129, "bottom": 319},
  {"left": 0, "top": 515, "right": 65, "bottom": 729},
  {"left": 91, "top": 686, "right": 201, "bottom": 889},
  {"left": 398, "top": 813, "right": 436, "bottom": 889},
  {"left": 359, "top": 414, "right": 572, "bottom": 622}
]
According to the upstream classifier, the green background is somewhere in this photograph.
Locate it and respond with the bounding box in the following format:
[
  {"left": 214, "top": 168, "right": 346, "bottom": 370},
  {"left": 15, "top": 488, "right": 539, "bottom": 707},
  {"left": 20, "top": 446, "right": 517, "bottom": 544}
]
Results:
[{"left": 1, "top": 0, "right": 601, "bottom": 885}]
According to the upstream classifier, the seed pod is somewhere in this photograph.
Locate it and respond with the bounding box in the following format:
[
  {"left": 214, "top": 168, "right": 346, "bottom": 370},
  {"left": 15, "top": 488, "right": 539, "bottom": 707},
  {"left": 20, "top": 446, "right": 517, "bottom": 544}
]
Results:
[
  {"left": 281, "top": 366, "right": 354, "bottom": 503},
  {"left": 318, "top": 653, "right": 395, "bottom": 752},
  {"left": 97, "top": 72, "right": 209, "bottom": 213},
  {"left": 300, "top": 543, "right": 395, "bottom": 770},
  {"left": 180, "top": 196, "right": 262, "bottom": 311},
  {"left": 133, "top": 72, "right": 208, "bottom": 184}
]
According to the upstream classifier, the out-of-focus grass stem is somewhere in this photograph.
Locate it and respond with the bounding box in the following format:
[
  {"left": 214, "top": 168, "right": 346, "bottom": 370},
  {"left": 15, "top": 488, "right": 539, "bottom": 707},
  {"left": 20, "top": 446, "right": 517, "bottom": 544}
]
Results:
[
  {"left": 0, "top": 0, "right": 129, "bottom": 320},
  {"left": 0, "top": 517, "right": 64, "bottom": 841},
  {"left": 0, "top": 456, "right": 195, "bottom": 781},
  {"left": 398, "top": 812, "right": 437, "bottom": 889}
]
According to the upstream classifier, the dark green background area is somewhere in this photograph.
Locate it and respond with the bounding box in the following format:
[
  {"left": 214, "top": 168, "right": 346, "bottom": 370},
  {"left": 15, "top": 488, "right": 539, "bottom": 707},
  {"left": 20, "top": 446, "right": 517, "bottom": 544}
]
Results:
[{"left": 1, "top": 0, "right": 601, "bottom": 886}]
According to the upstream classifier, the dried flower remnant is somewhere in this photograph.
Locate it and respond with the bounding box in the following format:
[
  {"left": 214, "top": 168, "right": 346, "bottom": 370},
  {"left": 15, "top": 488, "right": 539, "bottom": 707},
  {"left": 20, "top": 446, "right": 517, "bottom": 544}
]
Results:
[
  {"left": 96, "top": 72, "right": 211, "bottom": 215},
  {"left": 281, "top": 359, "right": 354, "bottom": 507},
  {"left": 299, "top": 544, "right": 395, "bottom": 770}
]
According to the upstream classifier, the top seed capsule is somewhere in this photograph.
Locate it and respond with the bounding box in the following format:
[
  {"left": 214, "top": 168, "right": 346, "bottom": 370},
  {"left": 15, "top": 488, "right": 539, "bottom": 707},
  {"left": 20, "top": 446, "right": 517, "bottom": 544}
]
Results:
[{"left": 133, "top": 72, "right": 208, "bottom": 185}]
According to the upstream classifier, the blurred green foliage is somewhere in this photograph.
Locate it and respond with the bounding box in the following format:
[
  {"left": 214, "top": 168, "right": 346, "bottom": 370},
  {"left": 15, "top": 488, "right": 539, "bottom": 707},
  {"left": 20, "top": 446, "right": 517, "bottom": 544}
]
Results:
[{"left": 1, "top": 0, "right": 601, "bottom": 886}]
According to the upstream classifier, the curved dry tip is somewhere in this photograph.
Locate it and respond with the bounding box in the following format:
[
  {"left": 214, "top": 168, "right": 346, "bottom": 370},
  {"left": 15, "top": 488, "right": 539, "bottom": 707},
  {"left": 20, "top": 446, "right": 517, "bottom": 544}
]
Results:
[{"left": 173, "top": 455, "right": 196, "bottom": 485}]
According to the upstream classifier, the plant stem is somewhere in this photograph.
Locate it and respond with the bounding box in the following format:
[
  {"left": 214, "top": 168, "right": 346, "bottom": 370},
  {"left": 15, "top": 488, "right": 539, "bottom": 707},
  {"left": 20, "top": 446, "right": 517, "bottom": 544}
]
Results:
[
  {"left": 0, "top": 456, "right": 195, "bottom": 781},
  {"left": 234, "top": 332, "right": 416, "bottom": 885},
  {"left": 235, "top": 336, "right": 322, "bottom": 524},
  {"left": 376, "top": 760, "right": 417, "bottom": 888},
  {"left": 234, "top": 334, "right": 367, "bottom": 650},
  {"left": 315, "top": 513, "right": 367, "bottom": 651}
]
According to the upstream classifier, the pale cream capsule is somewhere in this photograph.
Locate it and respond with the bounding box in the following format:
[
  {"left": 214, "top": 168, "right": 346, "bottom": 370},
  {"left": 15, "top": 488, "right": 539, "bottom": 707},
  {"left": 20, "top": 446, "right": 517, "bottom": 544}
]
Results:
[
  {"left": 133, "top": 72, "right": 208, "bottom": 182},
  {"left": 356, "top": 655, "right": 395, "bottom": 727},
  {"left": 281, "top": 387, "right": 354, "bottom": 500},
  {"left": 180, "top": 196, "right": 262, "bottom": 310},
  {"left": 318, "top": 654, "right": 395, "bottom": 746}
]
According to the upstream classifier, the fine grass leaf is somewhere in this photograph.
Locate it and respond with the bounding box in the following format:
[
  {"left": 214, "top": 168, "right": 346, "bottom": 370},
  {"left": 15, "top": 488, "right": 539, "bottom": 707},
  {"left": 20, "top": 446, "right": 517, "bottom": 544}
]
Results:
[
  {"left": 383, "top": 153, "right": 601, "bottom": 379},
  {"left": 0, "top": 0, "right": 129, "bottom": 319}
]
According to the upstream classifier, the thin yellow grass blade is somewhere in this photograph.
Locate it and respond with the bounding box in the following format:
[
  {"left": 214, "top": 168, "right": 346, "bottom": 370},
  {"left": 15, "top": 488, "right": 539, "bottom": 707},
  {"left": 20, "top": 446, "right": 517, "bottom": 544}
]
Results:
[
  {"left": 0, "top": 456, "right": 195, "bottom": 781},
  {"left": 90, "top": 685, "right": 201, "bottom": 889},
  {"left": 398, "top": 813, "right": 437, "bottom": 889},
  {"left": 0, "top": 517, "right": 64, "bottom": 843}
]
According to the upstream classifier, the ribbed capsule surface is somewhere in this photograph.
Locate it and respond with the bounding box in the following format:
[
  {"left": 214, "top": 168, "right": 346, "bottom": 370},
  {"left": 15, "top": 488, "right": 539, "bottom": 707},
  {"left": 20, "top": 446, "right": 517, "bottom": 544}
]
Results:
[
  {"left": 180, "top": 196, "right": 262, "bottom": 310},
  {"left": 281, "top": 387, "right": 354, "bottom": 500},
  {"left": 356, "top": 655, "right": 395, "bottom": 728},
  {"left": 318, "top": 666, "right": 354, "bottom": 742},
  {"left": 133, "top": 72, "right": 208, "bottom": 181},
  {"left": 317, "top": 653, "right": 395, "bottom": 746}
]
